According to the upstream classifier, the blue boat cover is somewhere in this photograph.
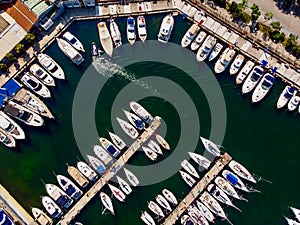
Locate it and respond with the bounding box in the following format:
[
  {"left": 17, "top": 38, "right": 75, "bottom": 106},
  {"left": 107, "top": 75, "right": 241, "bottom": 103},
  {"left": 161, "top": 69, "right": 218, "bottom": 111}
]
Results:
[
  {"left": 226, "top": 172, "right": 238, "bottom": 185},
  {"left": 266, "top": 75, "right": 275, "bottom": 83},
  {"left": 128, "top": 18, "right": 134, "bottom": 25},
  {"left": 56, "top": 195, "right": 69, "bottom": 207},
  {"left": 261, "top": 60, "right": 268, "bottom": 67},
  {"left": 107, "top": 145, "right": 120, "bottom": 157},
  {"left": 65, "top": 185, "right": 76, "bottom": 196},
  {"left": 97, "top": 165, "right": 106, "bottom": 174},
  {"left": 271, "top": 67, "right": 278, "bottom": 74},
  {"left": 0, "top": 79, "right": 21, "bottom": 107}
]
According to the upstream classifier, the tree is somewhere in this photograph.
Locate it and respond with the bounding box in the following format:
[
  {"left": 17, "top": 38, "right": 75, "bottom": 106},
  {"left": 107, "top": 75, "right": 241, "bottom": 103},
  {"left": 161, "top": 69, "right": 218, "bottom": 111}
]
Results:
[
  {"left": 271, "top": 21, "right": 282, "bottom": 31},
  {"left": 229, "top": 1, "right": 238, "bottom": 13},
  {"left": 5, "top": 52, "right": 16, "bottom": 62},
  {"left": 0, "top": 63, "right": 7, "bottom": 72},
  {"left": 24, "top": 33, "right": 36, "bottom": 44},
  {"left": 251, "top": 4, "right": 261, "bottom": 20},
  {"left": 264, "top": 12, "right": 273, "bottom": 22},
  {"left": 15, "top": 43, "right": 25, "bottom": 54},
  {"left": 271, "top": 31, "right": 285, "bottom": 43},
  {"left": 285, "top": 33, "right": 298, "bottom": 51},
  {"left": 238, "top": 0, "right": 248, "bottom": 11}
]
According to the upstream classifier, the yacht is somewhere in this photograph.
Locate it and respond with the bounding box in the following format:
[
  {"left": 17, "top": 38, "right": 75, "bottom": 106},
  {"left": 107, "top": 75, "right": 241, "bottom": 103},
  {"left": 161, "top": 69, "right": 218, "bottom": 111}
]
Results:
[
  {"left": 200, "top": 136, "right": 221, "bottom": 157},
  {"left": 181, "top": 24, "right": 200, "bottom": 48},
  {"left": 41, "top": 196, "right": 63, "bottom": 219},
  {"left": 62, "top": 31, "right": 85, "bottom": 52},
  {"left": 241, "top": 65, "right": 265, "bottom": 94},
  {"left": 108, "top": 183, "right": 126, "bottom": 202},
  {"left": 277, "top": 86, "right": 295, "bottom": 109},
  {"left": 123, "top": 109, "right": 145, "bottom": 130},
  {"left": 86, "top": 154, "right": 106, "bottom": 174},
  {"left": 99, "top": 192, "right": 115, "bottom": 215},
  {"left": 37, "top": 53, "right": 65, "bottom": 80},
  {"left": 99, "top": 137, "right": 121, "bottom": 158},
  {"left": 116, "top": 175, "right": 132, "bottom": 195},
  {"left": 251, "top": 73, "right": 275, "bottom": 103},
  {"left": 0, "top": 208, "right": 15, "bottom": 225},
  {"left": 155, "top": 134, "right": 170, "bottom": 150},
  {"left": 180, "top": 159, "right": 199, "bottom": 178},
  {"left": 188, "top": 152, "right": 211, "bottom": 170},
  {"left": 228, "top": 160, "right": 256, "bottom": 183},
  {"left": 181, "top": 214, "right": 195, "bottom": 225},
  {"left": 127, "top": 16, "right": 136, "bottom": 45},
  {"left": 0, "top": 111, "right": 25, "bottom": 139},
  {"left": 190, "top": 31, "right": 206, "bottom": 51},
  {"left": 214, "top": 176, "right": 242, "bottom": 200},
  {"left": 30, "top": 64, "right": 55, "bottom": 87},
  {"left": 97, "top": 21, "right": 113, "bottom": 57},
  {"left": 56, "top": 38, "right": 84, "bottom": 65},
  {"left": 235, "top": 60, "right": 255, "bottom": 85},
  {"left": 123, "top": 167, "right": 139, "bottom": 186},
  {"left": 56, "top": 174, "right": 83, "bottom": 200},
  {"left": 179, "top": 170, "right": 196, "bottom": 187},
  {"left": 214, "top": 47, "right": 236, "bottom": 74},
  {"left": 208, "top": 42, "right": 223, "bottom": 62},
  {"left": 187, "top": 204, "right": 209, "bottom": 225},
  {"left": 129, "top": 101, "right": 153, "bottom": 124},
  {"left": 196, "top": 35, "right": 216, "bottom": 62},
  {"left": 31, "top": 207, "right": 53, "bottom": 225},
  {"left": 195, "top": 200, "right": 215, "bottom": 223},
  {"left": 93, "top": 144, "right": 113, "bottom": 165},
  {"left": 45, "top": 183, "right": 73, "bottom": 209},
  {"left": 142, "top": 146, "right": 158, "bottom": 161},
  {"left": 158, "top": 14, "right": 174, "bottom": 43},
  {"left": 137, "top": 16, "right": 147, "bottom": 42},
  {"left": 77, "top": 161, "right": 98, "bottom": 182},
  {"left": 229, "top": 54, "right": 245, "bottom": 75},
  {"left": 147, "top": 140, "right": 163, "bottom": 155},
  {"left": 290, "top": 207, "right": 300, "bottom": 222},
  {"left": 66, "top": 164, "right": 89, "bottom": 188},
  {"left": 116, "top": 117, "right": 139, "bottom": 139},
  {"left": 108, "top": 131, "right": 126, "bottom": 150},
  {"left": 109, "top": 18, "right": 122, "bottom": 47},
  {"left": 288, "top": 92, "right": 300, "bottom": 111},
  {"left": 156, "top": 194, "right": 172, "bottom": 212},
  {"left": 0, "top": 128, "right": 15, "bottom": 148},
  {"left": 148, "top": 201, "right": 164, "bottom": 218},
  {"left": 21, "top": 72, "right": 51, "bottom": 98},
  {"left": 140, "top": 211, "right": 156, "bottom": 225},
  {"left": 162, "top": 189, "right": 178, "bottom": 205},
  {"left": 222, "top": 170, "right": 250, "bottom": 192}
]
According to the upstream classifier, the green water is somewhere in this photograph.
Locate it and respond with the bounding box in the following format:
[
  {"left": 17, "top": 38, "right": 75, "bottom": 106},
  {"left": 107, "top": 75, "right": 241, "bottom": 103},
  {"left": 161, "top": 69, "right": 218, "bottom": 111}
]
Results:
[{"left": 0, "top": 13, "right": 300, "bottom": 225}]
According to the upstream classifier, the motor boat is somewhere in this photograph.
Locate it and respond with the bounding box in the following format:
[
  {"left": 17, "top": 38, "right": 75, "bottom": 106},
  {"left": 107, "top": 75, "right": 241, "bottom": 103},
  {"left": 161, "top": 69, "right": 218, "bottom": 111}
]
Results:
[
  {"left": 200, "top": 136, "right": 221, "bottom": 157},
  {"left": 62, "top": 31, "right": 85, "bottom": 52},
  {"left": 45, "top": 183, "right": 73, "bottom": 209},
  {"left": 214, "top": 176, "right": 242, "bottom": 200},
  {"left": 155, "top": 134, "right": 170, "bottom": 150},
  {"left": 97, "top": 21, "right": 113, "bottom": 57},
  {"left": 109, "top": 18, "right": 122, "bottom": 47},
  {"left": 241, "top": 65, "right": 264, "bottom": 94},
  {"left": 93, "top": 144, "right": 113, "bottom": 165},
  {"left": 180, "top": 159, "right": 199, "bottom": 178},
  {"left": 56, "top": 38, "right": 84, "bottom": 65},
  {"left": 142, "top": 146, "right": 158, "bottom": 161},
  {"left": 158, "top": 14, "right": 174, "bottom": 43},
  {"left": 214, "top": 47, "right": 236, "bottom": 74},
  {"left": 37, "top": 53, "right": 65, "bottom": 80},
  {"left": 108, "top": 183, "right": 126, "bottom": 202},
  {"left": 30, "top": 64, "right": 55, "bottom": 87},
  {"left": 0, "top": 111, "right": 25, "bottom": 139},
  {"left": 129, "top": 101, "right": 153, "bottom": 124},
  {"left": 56, "top": 174, "right": 83, "bottom": 200},
  {"left": 127, "top": 16, "right": 136, "bottom": 45},
  {"left": 148, "top": 201, "right": 164, "bottom": 218},
  {"left": 179, "top": 170, "right": 196, "bottom": 187},
  {"left": 196, "top": 35, "right": 216, "bottom": 62},
  {"left": 235, "top": 60, "right": 255, "bottom": 85},
  {"left": 162, "top": 189, "right": 177, "bottom": 205},
  {"left": 86, "top": 154, "right": 106, "bottom": 174},
  {"left": 123, "top": 167, "right": 139, "bottom": 186},
  {"left": 137, "top": 16, "right": 147, "bottom": 42},
  {"left": 181, "top": 214, "right": 195, "bottom": 225},
  {"left": 140, "top": 211, "right": 156, "bottom": 225},
  {"left": 41, "top": 196, "right": 63, "bottom": 219},
  {"left": 108, "top": 131, "right": 126, "bottom": 150},
  {"left": 156, "top": 194, "right": 172, "bottom": 212},
  {"left": 123, "top": 109, "right": 145, "bottom": 130},
  {"left": 31, "top": 207, "right": 52, "bottom": 225},
  {"left": 91, "top": 42, "right": 99, "bottom": 57},
  {"left": 190, "top": 31, "right": 206, "bottom": 51},
  {"left": 147, "top": 140, "right": 163, "bottom": 155},
  {"left": 181, "top": 24, "right": 200, "bottom": 48},
  {"left": 251, "top": 73, "right": 275, "bottom": 103},
  {"left": 208, "top": 42, "right": 223, "bottom": 62},
  {"left": 277, "top": 85, "right": 295, "bottom": 109},
  {"left": 99, "top": 137, "right": 121, "bottom": 158},
  {"left": 229, "top": 54, "right": 245, "bottom": 75},
  {"left": 195, "top": 200, "right": 215, "bottom": 223},
  {"left": 67, "top": 164, "right": 89, "bottom": 188},
  {"left": 288, "top": 92, "right": 300, "bottom": 111},
  {"left": 77, "top": 161, "right": 98, "bottom": 182},
  {"left": 222, "top": 170, "right": 250, "bottom": 192},
  {"left": 228, "top": 160, "right": 256, "bottom": 183},
  {"left": 0, "top": 128, "right": 15, "bottom": 148},
  {"left": 116, "top": 117, "right": 139, "bottom": 139},
  {"left": 99, "top": 192, "right": 115, "bottom": 215},
  {"left": 116, "top": 175, "right": 132, "bottom": 195},
  {"left": 21, "top": 72, "right": 51, "bottom": 98},
  {"left": 188, "top": 152, "right": 211, "bottom": 170}
]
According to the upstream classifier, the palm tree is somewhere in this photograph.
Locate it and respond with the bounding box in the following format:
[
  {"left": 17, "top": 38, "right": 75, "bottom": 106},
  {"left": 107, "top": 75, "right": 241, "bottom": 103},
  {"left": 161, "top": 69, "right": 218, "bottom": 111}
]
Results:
[
  {"left": 251, "top": 4, "right": 261, "bottom": 20},
  {"left": 24, "top": 33, "right": 36, "bottom": 44},
  {"left": 263, "top": 12, "right": 273, "bottom": 23},
  {"left": 0, "top": 63, "right": 7, "bottom": 72},
  {"left": 5, "top": 52, "right": 16, "bottom": 62},
  {"left": 15, "top": 43, "right": 25, "bottom": 54}
]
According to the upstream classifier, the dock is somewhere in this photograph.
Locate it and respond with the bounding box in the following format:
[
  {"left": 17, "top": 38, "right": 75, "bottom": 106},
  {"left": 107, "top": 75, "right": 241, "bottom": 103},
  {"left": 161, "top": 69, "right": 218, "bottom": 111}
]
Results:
[
  {"left": 162, "top": 152, "right": 232, "bottom": 225},
  {"left": 57, "top": 116, "right": 161, "bottom": 225}
]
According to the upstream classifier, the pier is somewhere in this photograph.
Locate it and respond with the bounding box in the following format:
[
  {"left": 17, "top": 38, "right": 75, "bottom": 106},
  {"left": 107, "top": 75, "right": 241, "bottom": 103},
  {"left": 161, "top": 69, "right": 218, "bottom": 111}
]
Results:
[
  {"left": 57, "top": 116, "right": 161, "bottom": 225},
  {"left": 162, "top": 153, "right": 232, "bottom": 225}
]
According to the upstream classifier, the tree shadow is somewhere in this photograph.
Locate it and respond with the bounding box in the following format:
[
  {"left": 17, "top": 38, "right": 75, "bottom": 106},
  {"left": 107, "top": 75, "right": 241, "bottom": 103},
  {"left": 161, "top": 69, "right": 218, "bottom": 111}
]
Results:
[{"left": 13, "top": 61, "right": 20, "bottom": 70}]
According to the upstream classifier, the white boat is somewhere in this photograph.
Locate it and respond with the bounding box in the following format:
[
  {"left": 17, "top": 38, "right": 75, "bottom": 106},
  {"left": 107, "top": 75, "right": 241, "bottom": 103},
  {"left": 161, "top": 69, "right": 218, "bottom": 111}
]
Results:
[
  {"left": 200, "top": 136, "right": 221, "bottom": 157},
  {"left": 277, "top": 86, "right": 295, "bottom": 109},
  {"left": 179, "top": 170, "right": 196, "bottom": 187},
  {"left": 140, "top": 211, "right": 156, "bottom": 225},
  {"left": 214, "top": 176, "right": 241, "bottom": 200},
  {"left": 208, "top": 42, "right": 223, "bottom": 62},
  {"left": 180, "top": 159, "right": 199, "bottom": 178},
  {"left": 108, "top": 131, "right": 126, "bottom": 150},
  {"left": 241, "top": 65, "right": 265, "bottom": 94},
  {"left": 162, "top": 189, "right": 178, "bottom": 205},
  {"left": 0, "top": 128, "right": 15, "bottom": 148},
  {"left": 142, "top": 146, "right": 158, "bottom": 161},
  {"left": 188, "top": 152, "right": 211, "bottom": 170},
  {"left": 4, "top": 101, "right": 44, "bottom": 127},
  {"left": 235, "top": 60, "right": 255, "bottom": 85},
  {"left": 56, "top": 174, "right": 82, "bottom": 200},
  {"left": 77, "top": 161, "right": 98, "bottom": 182},
  {"left": 116, "top": 175, "right": 132, "bottom": 195},
  {"left": 222, "top": 169, "right": 250, "bottom": 192},
  {"left": 285, "top": 217, "right": 300, "bottom": 225},
  {"left": 181, "top": 214, "right": 195, "bottom": 225},
  {"left": 199, "top": 191, "right": 227, "bottom": 220},
  {"left": 148, "top": 201, "right": 164, "bottom": 218},
  {"left": 156, "top": 194, "right": 172, "bottom": 212},
  {"left": 229, "top": 160, "right": 256, "bottom": 183},
  {"left": 190, "top": 31, "right": 206, "bottom": 51},
  {"left": 288, "top": 92, "right": 300, "bottom": 111},
  {"left": 130, "top": 101, "right": 153, "bottom": 124},
  {"left": 99, "top": 137, "right": 121, "bottom": 158},
  {"left": 229, "top": 54, "right": 245, "bottom": 75},
  {"left": 109, "top": 18, "right": 122, "bottom": 47},
  {"left": 181, "top": 24, "right": 200, "bottom": 48},
  {"left": 99, "top": 192, "right": 115, "bottom": 215},
  {"left": 108, "top": 183, "right": 126, "bottom": 202},
  {"left": 41, "top": 196, "right": 63, "bottom": 219},
  {"left": 31, "top": 207, "right": 53, "bottom": 225},
  {"left": 86, "top": 154, "right": 106, "bottom": 174},
  {"left": 93, "top": 144, "right": 113, "bottom": 165},
  {"left": 195, "top": 200, "right": 215, "bottom": 223},
  {"left": 123, "top": 167, "right": 139, "bottom": 186},
  {"left": 187, "top": 204, "right": 209, "bottom": 225},
  {"left": 30, "top": 64, "right": 55, "bottom": 87},
  {"left": 123, "top": 109, "right": 145, "bottom": 130},
  {"left": 45, "top": 183, "right": 73, "bottom": 209},
  {"left": 62, "top": 31, "right": 85, "bottom": 52},
  {"left": 37, "top": 53, "right": 65, "bottom": 80},
  {"left": 21, "top": 72, "right": 51, "bottom": 98},
  {"left": 252, "top": 73, "right": 275, "bottom": 103},
  {"left": 97, "top": 21, "right": 113, "bottom": 57},
  {"left": 155, "top": 134, "right": 170, "bottom": 150},
  {"left": 158, "top": 14, "right": 174, "bottom": 43},
  {"left": 91, "top": 42, "right": 99, "bottom": 57},
  {"left": 127, "top": 17, "right": 136, "bottom": 45},
  {"left": 290, "top": 207, "right": 300, "bottom": 222},
  {"left": 147, "top": 140, "right": 163, "bottom": 155},
  {"left": 137, "top": 16, "right": 147, "bottom": 42},
  {"left": 0, "top": 111, "right": 25, "bottom": 139},
  {"left": 116, "top": 117, "right": 139, "bottom": 139},
  {"left": 214, "top": 47, "right": 236, "bottom": 74},
  {"left": 196, "top": 35, "right": 216, "bottom": 62},
  {"left": 67, "top": 164, "right": 89, "bottom": 188},
  {"left": 56, "top": 38, "right": 84, "bottom": 65}
]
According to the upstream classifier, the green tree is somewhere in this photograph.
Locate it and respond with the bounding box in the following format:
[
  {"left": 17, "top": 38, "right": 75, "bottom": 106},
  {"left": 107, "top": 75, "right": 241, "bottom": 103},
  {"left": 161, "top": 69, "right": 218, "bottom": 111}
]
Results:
[
  {"left": 15, "top": 43, "right": 25, "bottom": 54},
  {"left": 271, "top": 21, "right": 282, "bottom": 31},
  {"left": 251, "top": 4, "right": 261, "bottom": 20},
  {"left": 24, "top": 33, "right": 36, "bottom": 44},
  {"left": 286, "top": 33, "right": 298, "bottom": 51},
  {"left": 264, "top": 12, "right": 274, "bottom": 22},
  {"left": 0, "top": 63, "right": 7, "bottom": 72},
  {"left": 229, "top": 1, "right": 238, "bottom": 13},
  {"left": 5, "top": 52, "right": 16, "bottom": 61},
  {"left": 238, "top": 0, "right": 248, "bottom": 11}
]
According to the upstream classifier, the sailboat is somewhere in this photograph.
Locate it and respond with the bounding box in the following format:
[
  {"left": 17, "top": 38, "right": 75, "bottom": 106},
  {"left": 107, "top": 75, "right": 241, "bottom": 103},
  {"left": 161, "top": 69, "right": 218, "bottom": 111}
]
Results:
[
  {"left": 180, "top": 159, "right": 199, "bottom": 178},
  {"left": 108, "top": 131, "right": 126, "bottom": 150},
  {"left": 116, "top": 175, "right": 132, "bottom": 195},
  {"left": 99, "top": 192, "right": 115, "bottom": 215},
  {"left": 108, "top": 183, "right": 126, "bottom": 202},
  {"left": 124, "top": 167, "right": 139, "bottom": 186},
  {"left": 162, "top": 189, "right": 178, "bottom": 205},
  {"left": 140, "top": 211, "right": 156, "bottom": 225},
  {"left": 148, "top": 201, "right": 164, "bottom": 218},
  {"left": 147, "top": 140, "right": 163, "bottom": 155},
  {"left": 156, "top": 194, "right": 172, "bottom": 212},
  {"left": 188, "top": 152, "right": 211, "bottom": 170},
  {"left": 155, "top": 134, "right": 170, "bottom": 150},
  {"left": 200, "top": 136, "right": 221, "bottom": 157}
]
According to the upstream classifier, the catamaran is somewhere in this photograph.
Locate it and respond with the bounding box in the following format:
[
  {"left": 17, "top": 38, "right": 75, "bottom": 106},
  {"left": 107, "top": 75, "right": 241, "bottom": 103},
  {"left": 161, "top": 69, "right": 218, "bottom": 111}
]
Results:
[
  {"left": 100, "top": 192, "right": 115, "bottom": 215},
  {"left": 30, "top": 64, "right": 55, "bottom": 87},
  {"left": 235, "top": 60, "right": 255, "bottom": 85},
  {"left": 37, "top": 53, "right": 65, "bottom": 80},
  {"left": 109, "top": 18, "right": 122, "bottom": 48},
  {"left": 181, "top": 24, "right": 200, "bottom": 48},
  {"left": 108, "top": 131, "right": 126, "bottom": 150},
  {"left": 21, "top": 72, "right": 51, "bottom": 98},
  {"left": 97, "top": 21, "right": 113, "bottom": 57},
  {"left": 277, "top": 85, "right": 295, "bottom": 109},
  {"left": 56, "top": 38, "right": 84, "bottom": 65},
  {"left": 137, "top": 16, "right": 147, "bottom": 42},
  {"left": 251, "top": 73, "right": 275, "bottom": 103},
  {"left": 62, "top": 31, "right": 85, "bottom": 52},
  {"left": 229, "top": 54, "right": 245, "bottom": 75},
  {"left": 127, "top": 16, "right": 136, "bottom": 45},
  {"left": 214, "top": 47, "right": 236, "bottom": 74},
  {"left": 158, "top": 14, "right": 174, "bottom": 43},
  {"left": 190, "top": 31, "right": 206, "bottom": 51},
  {"left": 99, "top": 137, "right": 121, "bottom": 158}
]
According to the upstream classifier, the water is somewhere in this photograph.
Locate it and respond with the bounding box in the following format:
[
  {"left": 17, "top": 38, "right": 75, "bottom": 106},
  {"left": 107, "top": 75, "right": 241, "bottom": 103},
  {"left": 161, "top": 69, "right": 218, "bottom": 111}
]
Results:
[{"left": 0, "top": 13, "right": 300, "bottom": 225}]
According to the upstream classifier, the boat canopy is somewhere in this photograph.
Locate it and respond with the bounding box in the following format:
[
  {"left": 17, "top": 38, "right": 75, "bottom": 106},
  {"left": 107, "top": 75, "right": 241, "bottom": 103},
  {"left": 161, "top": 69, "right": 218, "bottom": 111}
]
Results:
[
  {"left": 0, "top": 79, "right": 21, "bottom": 107},
  {"left": 226, "top": 173, "right": 238, "bottom": 185}
]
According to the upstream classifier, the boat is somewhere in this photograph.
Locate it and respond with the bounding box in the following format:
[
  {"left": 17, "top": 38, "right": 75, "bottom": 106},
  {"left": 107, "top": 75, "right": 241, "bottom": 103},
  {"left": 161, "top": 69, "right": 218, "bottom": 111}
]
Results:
[
  {"left": 137, "top": 16, "right": 147, "bottom": 42},
  {"left": 222, "top": 169, "right": 250, "bottom": 192},
  {"left": 290, "top": 207, "right": 300, "bottom": 222},
  {"left": 190, "top": 31, "right": 207, "bottom": 51},
  {"left": 62, "top": 31, "right": 85, "bottom": 52},
  {"left": 30, "top": 64, "right": 55, "bottom": 87},
  {"left": 0, "top": 128, "right": 15, "bottom": 148},
  {"left": 235, "top": 60, "right": 255, "bottom": 85},
  {"left": 199, "top": 136, "right": 221, "bottom": 157},
  {"left": 107, "top": 183, "right": 126, "bottom": 202},
  {"left": 45, "top": 183, "right": 73, "bottom": 209},
  {"left": 41, "top": 196, "right": 63, "bottom": 219},
  {"left": 77, "top": 161, "right": 98, "bottom": 182},
  {"left": 93, "top": 144, "right": 113, "bottom": 165},
  {"left": 123, "top": 167, "right": 139, "bottom": 186},
  {"left": 188, "top": 152, "right": 211, "bottom": 170},
  {"left": 214, "top": 176, "right": 241, "bottom": 200},
  {"left": 228, "top": 160, "right": 256, "bottom": 183},
  {"left": 158, "top": 14, "right": 174, "bottom": 43},
  {"left": 229, "top": 54, "right": 245, "bottom": 75},
  {"left": 99, "top": 137, "right": 121, "bottom": 158},
  {"left": 277, "top": 86, "right": 295, "bottom": 109},
  {"left": 123, "top": 109, "right": 145, "bottom": 130},
  {"left": 3, "top": 101, "right": 44, "bottom": 127},
  {"left": 99, "top": 192, "right": 115, "bottom": 215},
  {"left": 181, "top": 214, "right": 195, "bottom": 225},
  {"left": 56, "top": 38, "right": 84, "bottom": 65},
  {"left": 251, "top": 73, "right": 275, "bottom": 103},
  {"left": 196, "top": 35, "right": 216, "bottom": 62},
  {"left": 208, "top": 42, "right": 223, "bottom": 62},
  {"left": 67, "top": 164, "right": 89, "bottom": 188},
  {"left": 108, "top": 131, "right": 126, "bottom": 150},
  {"left": 162, "top": 189, "right": 178, "bottom": 205},
  {"left": 156, "top": 194, "right": 172, "bottom": 212},
  {"left": 179, "top": 170, "right": 196, "bottom": 187},
  {"left": 0, "top": 208, "right": 15, "bottom": 225},
  {"left": 116, "top": 117, "right": 139, "bottom": 139},
  {"left": 31, "top": 207, "right": 53, "bottom": 225},
  {"left": 288, "top": 92, "right": 300, "bottom": 111},
  {"left": 241, "top": 65, "right": 265, "bottom": 94},
  {"left": 180, "top": 159, "right": 199, "bottom": 178},
  {"left": 195, "top": 200, "right": 215, "bottom": 223},
  {"left": 37, "top": 53, "right": 65, "bottom": 80},
  {"left": 187, "top": 204, "right": 209, "bottom": 225},
  {"left": 181, "top": 23, "right": 200, "bottom": 48},
  {"left": 285, "top": 217, "right": 300, "bottom": 225},
  {"left": 86, "top": 154, "right": 106, "bottom": 174},
  {"left": 116, "top": 175, "right": 132, "bottom": 195},
  {"left": 109, "top": 18, "right": 122, "bottom": 47},
  {"left": 97, "top": 21, "right": 113, "bottom": 57},
  {"left": 148, "top": 201, "right": 164, "bottom": 218},
  {"left": 140, "top": 211, "right": 156, "bottom": 225},
  {"left": 147, "top": 140, "right": 163, "bottom": 155},
  {"left": 142, "top": 146, "right": 158, "bottom": 161},
  {"left": 214, "top": 47, "right": 236, "bottom": 74},
  {"left": 56, "top": 174, "right": 83, "bottom": 200},
  {"left": 199, "top": 191, "right": 227, "bottom": 220},
  {"left": 0, "top": 111, "right": 25, "bottom": 139},
  {"left": 127, "top": 16, "right": 136, "bottom": 45},
  {"left": 129, "top": 101, "right": 153, "bottom": 124},
  {"left": 91, "top": 42, "right": 99, "bottom": 57},
  {"left": 155, "top": 134, "right": 170, "bottom": 150},
  {"left": 20, "top": 72, "right": 51, "bottom": 98}
]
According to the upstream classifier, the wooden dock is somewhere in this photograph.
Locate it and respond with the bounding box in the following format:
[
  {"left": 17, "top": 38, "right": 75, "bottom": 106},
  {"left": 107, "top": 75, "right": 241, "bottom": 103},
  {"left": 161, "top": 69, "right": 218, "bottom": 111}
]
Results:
[
  {"left": 162, "top": 153, "right": 232, "bottom": 225},
  {"left": 57, "top": 116, "right": 161, "bottom": 225}
]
